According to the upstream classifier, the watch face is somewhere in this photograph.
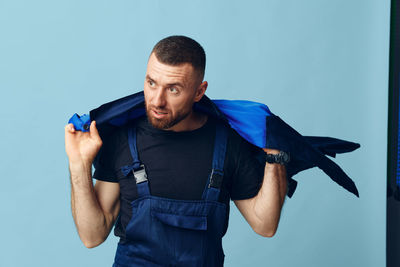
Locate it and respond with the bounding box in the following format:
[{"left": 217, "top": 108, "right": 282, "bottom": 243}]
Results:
[
  {"left": 266, "top": 155, "right": 274, "bottom": 163},
  {"left": 281, "top": 152, "right": 289, "bottom": 163}
]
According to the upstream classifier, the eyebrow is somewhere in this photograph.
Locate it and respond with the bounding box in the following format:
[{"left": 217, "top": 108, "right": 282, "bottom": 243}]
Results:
[
  {"left": 145, "top": 74, "right": 155, "bottom": 83},
  {"left": 166, "top": 82, "right": 184, "bottom": 88},
  {"left": 145, "top": 74, "right": 185, "bottom": 88}
]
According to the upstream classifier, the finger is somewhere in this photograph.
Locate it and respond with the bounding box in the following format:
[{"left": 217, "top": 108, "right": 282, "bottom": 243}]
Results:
[
  {"left": 65, "top": 123, "right": 75, "bottom": 133},
  {"left": 263, "top": 148, "right": 280, "bottom": 154},
  {"left": 65, "top": 124, "right": 75, "bottom": 147},
  {"left": 89, "top": 121, "right": 102, "bottom": 141}
]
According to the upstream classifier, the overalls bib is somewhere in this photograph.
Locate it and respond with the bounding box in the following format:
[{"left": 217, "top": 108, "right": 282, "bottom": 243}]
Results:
[{"left": 113, "top": 122, "right": 228, "bottom": 267}]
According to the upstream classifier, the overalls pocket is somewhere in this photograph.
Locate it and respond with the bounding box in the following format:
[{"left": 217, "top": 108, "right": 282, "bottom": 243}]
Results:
[{"left": 150, "top": 209, "right": 207, "bottom": 266}]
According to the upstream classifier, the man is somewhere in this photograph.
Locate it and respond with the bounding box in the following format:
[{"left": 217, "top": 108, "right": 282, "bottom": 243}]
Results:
[{"left": 65, "top": 35, "right": 287, "bottom": 266}]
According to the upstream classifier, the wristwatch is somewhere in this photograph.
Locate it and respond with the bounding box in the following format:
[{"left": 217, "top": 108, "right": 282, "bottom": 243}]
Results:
[{"left": 265, "top": 151, "right": 290, "bottom": 166}]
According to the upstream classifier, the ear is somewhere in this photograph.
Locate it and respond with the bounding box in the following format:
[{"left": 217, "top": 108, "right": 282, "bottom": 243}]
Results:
[{"left": 194, "top": 81, "right": 208, "bottom": 102}]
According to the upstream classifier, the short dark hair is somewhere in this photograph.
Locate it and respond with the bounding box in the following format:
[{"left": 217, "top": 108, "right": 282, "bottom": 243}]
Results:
[{"left": 151, "top": 35, "right": 206, "bottom": 80}]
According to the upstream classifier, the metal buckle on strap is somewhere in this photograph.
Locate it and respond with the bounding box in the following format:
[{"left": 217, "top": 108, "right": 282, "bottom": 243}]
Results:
[
  {"left": 209, "top": 169, "right": 223, "bottom": 189},
  {"left": 133, "top": 164, "right": 148, "bottom": 184}
]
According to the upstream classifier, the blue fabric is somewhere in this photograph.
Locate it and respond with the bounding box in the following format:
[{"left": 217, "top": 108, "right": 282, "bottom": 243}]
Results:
[
  {"left": 264, "top": 115, "right": 359, "bottom": 197},
  {"left": 212, "top": 99, "right": 271, "bottom": 148},
  {"left": 201, "top": 123, "right": 228, "bottom": 201},
  {"left": 112, "top": 123, "right": 228, "bottom": 266},
  {"left": 68, "top": 90, "right": 361, "bottom": 198},
  {"left": 211, "top": 123, "right": 228, "bottom": 173},
  {"left": 68, "top": 113, "right": 91, "bottom": 132},
  {"left": 120, "top": 126, "right": 142, "bottom": 177},
  {"left": 136, "top": 182, "right": 150, "bottom": 198},
  {"left": 397, "top": 74, "right": 400, "bottom": 187}
]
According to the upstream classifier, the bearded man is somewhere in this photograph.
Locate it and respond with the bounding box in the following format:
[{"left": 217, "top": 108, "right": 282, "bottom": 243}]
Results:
[{"left": 65, "top": 35, "right": 287, "bottom": 267}]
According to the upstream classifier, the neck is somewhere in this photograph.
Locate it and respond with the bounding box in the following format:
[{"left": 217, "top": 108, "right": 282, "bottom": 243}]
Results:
[{"left": 168, "top": 111, "right": 208, "bottom": 132}]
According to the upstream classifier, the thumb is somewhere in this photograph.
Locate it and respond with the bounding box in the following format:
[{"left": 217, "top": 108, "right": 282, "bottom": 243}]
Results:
[{"left": 89, "top": 120, "right": 102, "bottom": 142}]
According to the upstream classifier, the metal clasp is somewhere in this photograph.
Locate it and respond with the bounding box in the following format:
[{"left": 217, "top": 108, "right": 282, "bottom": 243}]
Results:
[
  {"left": 133, "top": 164, "right": 148, "bottom": 184},
  {"left": 208, "top": 169, "right": 223, "bottom": 189}
]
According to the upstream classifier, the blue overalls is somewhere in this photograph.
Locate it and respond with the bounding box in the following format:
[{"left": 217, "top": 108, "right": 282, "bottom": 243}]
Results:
[{"left": 113, "top": 122, "right": 229, "bottom": 267}]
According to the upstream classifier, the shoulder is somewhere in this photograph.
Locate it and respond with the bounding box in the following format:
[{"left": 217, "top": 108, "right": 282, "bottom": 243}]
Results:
[
  {"left": 224, "top": 122, "right": 262, "bottom": 156},
  {"left": 102, "top": 124, "right": 129, "bottom": 149},
  {"left": 101, "top": 116, "right": 150, "bottom": 146},
  {"left": 223, "top": 119, "right": 265, "bottom": 178},
  {"left": 94, "top": 123, "right": 131, "bottom": 167},
  {"left": 221, "top": 120, "right": 265, "bottom": 200}
]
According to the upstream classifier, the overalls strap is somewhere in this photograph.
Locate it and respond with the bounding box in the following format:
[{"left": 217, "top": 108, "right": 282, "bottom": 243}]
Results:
[
  {"left": 202, "top": 123, "right": 228, "bottom": 201},
  {"left": 121, "top": 125, "right": 150, "bottom": 197}
]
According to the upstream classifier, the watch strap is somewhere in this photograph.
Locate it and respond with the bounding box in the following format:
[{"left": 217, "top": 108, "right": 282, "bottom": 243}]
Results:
[{"left": 265, "top": 151, "right": 290, "bottom": 166}]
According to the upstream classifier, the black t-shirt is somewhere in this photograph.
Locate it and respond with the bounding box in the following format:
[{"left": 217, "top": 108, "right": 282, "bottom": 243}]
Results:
[{"left": 93, "top": 115, "right": 265, "bottom": 241}]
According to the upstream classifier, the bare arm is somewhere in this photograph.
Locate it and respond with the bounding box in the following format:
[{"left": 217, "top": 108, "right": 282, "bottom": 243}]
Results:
[
  {"left": 234, "top": 148, "right": 287, "bottom": 237},
  {"left": 66, "top": 121, "right": 120, "bottom": 248}
]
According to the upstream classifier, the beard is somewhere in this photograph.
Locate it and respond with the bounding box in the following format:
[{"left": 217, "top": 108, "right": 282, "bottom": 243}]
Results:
[{"left": 145, "top": 104, "right": 192, "bottom": 130}]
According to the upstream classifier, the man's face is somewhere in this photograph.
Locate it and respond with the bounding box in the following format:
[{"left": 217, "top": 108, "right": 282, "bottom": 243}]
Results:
[{"left": 144, "top": 53, "right": 206, "bottom": 131}]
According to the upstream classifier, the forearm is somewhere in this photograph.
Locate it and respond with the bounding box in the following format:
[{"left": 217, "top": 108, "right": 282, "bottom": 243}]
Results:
[
  {"left": 69, "top": 162, "right": 112, "bottom": 248},
  {"left": 252, "top": 162, "right": 287, "bottom": 236}
]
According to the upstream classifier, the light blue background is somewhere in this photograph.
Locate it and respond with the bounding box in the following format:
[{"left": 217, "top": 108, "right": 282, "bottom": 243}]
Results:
[{"left": 0, "top": 1, "right": 389, "bottom": 266}]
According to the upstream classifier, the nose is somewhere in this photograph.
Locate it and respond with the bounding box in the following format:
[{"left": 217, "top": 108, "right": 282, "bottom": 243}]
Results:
[{"left": 152, "top": 88, "right": 166, "bottom": 108}]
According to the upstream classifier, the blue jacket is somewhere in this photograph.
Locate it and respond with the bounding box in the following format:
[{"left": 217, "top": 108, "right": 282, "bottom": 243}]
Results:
[{"left": 69, "top": 91, "right": 360, "bottom": 198}]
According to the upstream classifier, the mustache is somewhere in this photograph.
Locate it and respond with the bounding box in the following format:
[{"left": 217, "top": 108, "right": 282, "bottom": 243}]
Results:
[{"left": 147, "top": 105, "right": 170, "bottom": 113}]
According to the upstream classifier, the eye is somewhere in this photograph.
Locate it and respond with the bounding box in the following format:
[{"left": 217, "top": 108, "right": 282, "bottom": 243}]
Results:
[
  {"left": 148, "top": 80, "right": 155, "bottom": 87},
  {"left": 169, "top": 87, "right": 178, "bottom": 94}
]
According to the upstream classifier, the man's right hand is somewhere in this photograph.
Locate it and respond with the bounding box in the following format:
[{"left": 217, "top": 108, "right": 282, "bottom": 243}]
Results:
[
  {"left": 65, "top": 120, "right": 120, "bottom": 248},
  {"left": 65, "top": 120, "right": 103, "bottom": 167}
]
